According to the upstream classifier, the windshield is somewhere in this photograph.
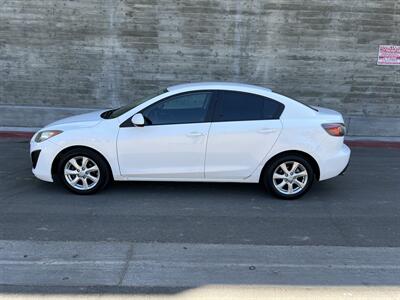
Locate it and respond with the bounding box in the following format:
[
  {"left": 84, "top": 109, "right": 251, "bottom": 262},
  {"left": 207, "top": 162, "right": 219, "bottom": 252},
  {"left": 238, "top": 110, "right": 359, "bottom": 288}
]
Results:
[{"left": 102, "top": 89, "right": 167, "bottom": 119}]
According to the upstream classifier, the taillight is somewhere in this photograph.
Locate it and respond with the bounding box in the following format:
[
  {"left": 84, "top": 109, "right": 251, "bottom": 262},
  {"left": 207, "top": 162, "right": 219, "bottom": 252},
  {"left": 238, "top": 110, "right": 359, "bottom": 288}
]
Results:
[{"left": 322, "top": 123, "right": 346, "bottom": 137}]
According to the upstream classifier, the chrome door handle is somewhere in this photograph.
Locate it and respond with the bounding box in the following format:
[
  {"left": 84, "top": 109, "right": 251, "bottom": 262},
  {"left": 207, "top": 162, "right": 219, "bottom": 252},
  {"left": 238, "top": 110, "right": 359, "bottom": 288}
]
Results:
[
  {"left": 187, "top": 132, "right": 204, "bottom": 137},
  {"left": 258, "top": 128, "right": 276, "bottom": 134}
]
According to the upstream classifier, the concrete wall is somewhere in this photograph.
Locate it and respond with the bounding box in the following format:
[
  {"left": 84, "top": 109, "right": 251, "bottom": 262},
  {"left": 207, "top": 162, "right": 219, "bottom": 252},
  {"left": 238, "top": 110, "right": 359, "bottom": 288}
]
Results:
[{"left": 1, "top": 0, "right": 399, "bottom": 135}]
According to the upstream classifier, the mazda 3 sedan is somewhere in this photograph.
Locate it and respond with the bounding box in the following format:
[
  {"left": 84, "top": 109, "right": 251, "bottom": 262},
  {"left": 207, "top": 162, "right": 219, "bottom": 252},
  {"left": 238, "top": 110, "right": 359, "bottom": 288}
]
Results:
[{"left": 30, "top": 82, "right": 350, "bottom": 199}]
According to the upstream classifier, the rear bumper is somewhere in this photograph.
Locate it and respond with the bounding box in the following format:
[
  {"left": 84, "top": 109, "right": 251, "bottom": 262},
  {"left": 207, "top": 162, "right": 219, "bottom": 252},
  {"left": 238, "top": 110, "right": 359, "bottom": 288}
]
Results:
[
  {"left": 340, "top": 160, "right": 350, "bottom": 175},
  {"left": 319, "top": 144, "right": 351, "bottom": 181}
]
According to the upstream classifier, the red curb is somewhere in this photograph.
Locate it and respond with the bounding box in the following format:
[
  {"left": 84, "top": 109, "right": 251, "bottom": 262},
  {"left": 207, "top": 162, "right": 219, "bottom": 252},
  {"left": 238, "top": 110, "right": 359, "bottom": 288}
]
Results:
[
  {"left": 345, "top": 140, "right": 400, "bottom": 149},
  {"left": 0, "top": 131, "right": 399, "bottom": 149},
  {"left": 0, "top": 131, "right": 34, "bottom": 139}
]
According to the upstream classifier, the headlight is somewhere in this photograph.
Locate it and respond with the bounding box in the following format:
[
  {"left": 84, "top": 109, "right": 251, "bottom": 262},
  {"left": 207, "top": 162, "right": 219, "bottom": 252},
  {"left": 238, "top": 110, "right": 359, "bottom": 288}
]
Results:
[{"left": 34, "top": 130, "right": 63, "bottom": 143}]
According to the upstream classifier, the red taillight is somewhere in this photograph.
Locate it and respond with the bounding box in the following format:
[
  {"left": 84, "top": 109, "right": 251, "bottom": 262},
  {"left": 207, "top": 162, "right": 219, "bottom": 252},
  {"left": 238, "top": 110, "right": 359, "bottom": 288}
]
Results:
[{"left": 322, "top": 123, "right": 346, "bottom": 137}]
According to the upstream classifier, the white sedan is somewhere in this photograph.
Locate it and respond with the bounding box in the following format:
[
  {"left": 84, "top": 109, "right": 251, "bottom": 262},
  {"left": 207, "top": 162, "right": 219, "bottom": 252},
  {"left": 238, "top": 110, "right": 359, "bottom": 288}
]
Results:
[{"left": 30, "top": 82, "right": 350, "bottom": 199}]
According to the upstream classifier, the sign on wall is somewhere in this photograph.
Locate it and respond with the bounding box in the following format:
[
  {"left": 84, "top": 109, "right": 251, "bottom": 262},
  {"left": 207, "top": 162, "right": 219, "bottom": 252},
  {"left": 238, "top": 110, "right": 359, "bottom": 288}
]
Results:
[{"left": 377, "top": 45, "right": 400, "bottom": 65}]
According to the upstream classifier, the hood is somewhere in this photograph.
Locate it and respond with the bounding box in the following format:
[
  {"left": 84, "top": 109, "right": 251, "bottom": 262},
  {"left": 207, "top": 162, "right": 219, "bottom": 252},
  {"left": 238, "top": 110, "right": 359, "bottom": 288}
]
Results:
[{"left": 46, "top": 110, "right": 106, "bottom": 129}]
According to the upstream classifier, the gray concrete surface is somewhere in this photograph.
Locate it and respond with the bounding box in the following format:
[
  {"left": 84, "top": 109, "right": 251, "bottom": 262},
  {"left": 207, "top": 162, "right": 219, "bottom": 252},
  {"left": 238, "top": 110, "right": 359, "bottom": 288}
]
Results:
[
  {"left": 0, "top": 140, "right": 400, "bottom": 292},
  {"left": 1, "top": 1, "right": 400, "bottom": 134},
  {"left": 1, "top": 240, "right": 400, "bottom": 289}
]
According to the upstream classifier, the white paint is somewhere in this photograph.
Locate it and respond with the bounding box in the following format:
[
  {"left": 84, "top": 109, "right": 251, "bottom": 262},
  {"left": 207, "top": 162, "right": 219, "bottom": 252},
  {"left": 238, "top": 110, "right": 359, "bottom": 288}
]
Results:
[
  {"left": 30, "top": 82, "right": 350, "bottom": 197},
  {"left": 118, "top": 122, "right": 211, "bottom": 178}
]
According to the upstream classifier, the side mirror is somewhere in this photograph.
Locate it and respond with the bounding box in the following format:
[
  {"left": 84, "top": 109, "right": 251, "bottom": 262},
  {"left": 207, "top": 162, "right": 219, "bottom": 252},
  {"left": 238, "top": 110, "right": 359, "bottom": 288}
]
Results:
[{"left": 131, "top": 113, "right": 145, "bottom": 127}]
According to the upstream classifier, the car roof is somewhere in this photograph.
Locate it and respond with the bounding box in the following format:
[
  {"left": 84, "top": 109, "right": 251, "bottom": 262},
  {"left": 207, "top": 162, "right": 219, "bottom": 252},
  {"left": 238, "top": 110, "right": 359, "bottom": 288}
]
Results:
[{"left": 167, "top": 82, "right": 272, "bottom": 93}]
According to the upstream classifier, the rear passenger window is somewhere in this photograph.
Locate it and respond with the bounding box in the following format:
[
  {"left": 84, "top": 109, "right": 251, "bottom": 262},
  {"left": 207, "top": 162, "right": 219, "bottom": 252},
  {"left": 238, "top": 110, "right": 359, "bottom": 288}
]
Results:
[{"left": 213, "top": 91, "right": 284, "bottom": 122}]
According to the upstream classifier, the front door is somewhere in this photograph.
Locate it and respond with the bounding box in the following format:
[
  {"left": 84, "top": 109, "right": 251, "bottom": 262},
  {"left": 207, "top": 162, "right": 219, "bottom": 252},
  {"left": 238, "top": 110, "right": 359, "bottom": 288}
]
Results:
[{"left": 117, "top": 91, "right": 214, "bottom": 179}]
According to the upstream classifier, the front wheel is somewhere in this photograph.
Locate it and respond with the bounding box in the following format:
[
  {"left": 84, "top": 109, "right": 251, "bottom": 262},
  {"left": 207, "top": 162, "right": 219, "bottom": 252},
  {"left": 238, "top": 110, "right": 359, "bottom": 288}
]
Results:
[
  {"left": 57, "top": 149, "right": 111, "bottom": 195},
  {"left": 263, "top": 155, "right": 314, "bottom": 200}
]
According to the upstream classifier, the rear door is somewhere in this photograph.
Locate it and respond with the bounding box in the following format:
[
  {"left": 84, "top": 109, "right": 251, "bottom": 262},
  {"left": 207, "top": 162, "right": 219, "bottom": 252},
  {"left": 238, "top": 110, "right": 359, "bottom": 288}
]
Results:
[{"left": 205, "top": 91, "right": 283, "bottom": 179}]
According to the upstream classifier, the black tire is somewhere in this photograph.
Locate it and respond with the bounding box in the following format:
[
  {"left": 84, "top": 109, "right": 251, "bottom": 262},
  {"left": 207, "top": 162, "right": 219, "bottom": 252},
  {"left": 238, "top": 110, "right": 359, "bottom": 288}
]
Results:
[
  {"left": 262, "top": 155, "right": 314, "bottom": 200},
  {"left": 57, "top": 148, "right": 111, "bottom": 195}
]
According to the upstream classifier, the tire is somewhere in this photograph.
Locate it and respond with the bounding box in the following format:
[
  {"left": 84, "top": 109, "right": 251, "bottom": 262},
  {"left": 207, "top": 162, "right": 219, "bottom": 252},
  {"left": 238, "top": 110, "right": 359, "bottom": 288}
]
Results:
[
  {"left": 57, "top": 148, "right": 111, "bottom": 195},
  {"left": 262, "top": 155, "right": 314, "bottom": 200}
]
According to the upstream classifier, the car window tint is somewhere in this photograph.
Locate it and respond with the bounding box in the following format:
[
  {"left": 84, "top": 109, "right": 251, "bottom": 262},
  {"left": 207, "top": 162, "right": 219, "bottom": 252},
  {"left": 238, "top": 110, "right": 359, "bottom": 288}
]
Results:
[
  {"left": 214, "top": 91, "right": 283, "bottom": 122},
  {"left": 162, "top": 93, "right": 209, "bottom": 110},
  {"left": 214, "top": 91, "right": 262, "bottom": 122},
  {"left": 142, "top": 92, "right": 211, "bottom": 125},
  {"left": 263, "top": 98, "right": 284, "bottom": 119}
]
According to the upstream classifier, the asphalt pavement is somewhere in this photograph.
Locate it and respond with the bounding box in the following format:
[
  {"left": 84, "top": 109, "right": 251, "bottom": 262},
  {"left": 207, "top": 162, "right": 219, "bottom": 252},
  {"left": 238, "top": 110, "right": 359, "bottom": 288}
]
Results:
[
  {"left": 1, "top": 140, "right": 399, "bottom": 246},
  {"left": 0, "top": 139, "right": 400, "bottom": 293}
]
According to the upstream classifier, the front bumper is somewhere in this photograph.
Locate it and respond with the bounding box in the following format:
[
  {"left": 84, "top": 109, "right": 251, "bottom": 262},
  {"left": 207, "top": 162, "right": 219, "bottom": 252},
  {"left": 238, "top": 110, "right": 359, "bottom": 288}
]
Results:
[
  {"left": 30, "top": 139, "right": 62, "bottom": 182},
  {"left": 31, "top": 150, "right": 41, "bottom": 169}
]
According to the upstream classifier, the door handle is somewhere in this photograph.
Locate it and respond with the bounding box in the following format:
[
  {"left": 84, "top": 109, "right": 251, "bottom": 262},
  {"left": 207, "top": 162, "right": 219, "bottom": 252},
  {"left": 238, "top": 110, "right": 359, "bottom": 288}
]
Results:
[
  {"left": 258, "top": 128, "right": 276, "bottom": 134},
  {"left": 187, "top": 132, "right": 204, "bottom": 137}
]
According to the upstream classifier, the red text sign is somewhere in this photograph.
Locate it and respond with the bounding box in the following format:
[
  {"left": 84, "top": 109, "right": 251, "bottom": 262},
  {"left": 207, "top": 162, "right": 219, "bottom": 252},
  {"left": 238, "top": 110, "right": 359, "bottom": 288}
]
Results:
[{"left": 378, "top": 45, "right": 400, "bottom": 65}]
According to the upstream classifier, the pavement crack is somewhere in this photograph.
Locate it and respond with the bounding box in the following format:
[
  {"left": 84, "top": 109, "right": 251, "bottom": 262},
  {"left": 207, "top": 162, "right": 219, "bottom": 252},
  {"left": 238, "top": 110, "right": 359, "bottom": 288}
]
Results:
[{"left": 117, "top": 243, "right": 134, "bottom": 286}]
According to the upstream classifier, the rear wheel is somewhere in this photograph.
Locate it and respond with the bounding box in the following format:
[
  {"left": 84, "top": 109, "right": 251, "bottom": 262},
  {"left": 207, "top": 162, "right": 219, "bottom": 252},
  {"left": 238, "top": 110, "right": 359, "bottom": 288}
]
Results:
[
  {"left": 263, "top": 155, "right": 314, "bottom": 200},
  {"left": 57, "top": 149, "right": 111, "bottom": 195}
]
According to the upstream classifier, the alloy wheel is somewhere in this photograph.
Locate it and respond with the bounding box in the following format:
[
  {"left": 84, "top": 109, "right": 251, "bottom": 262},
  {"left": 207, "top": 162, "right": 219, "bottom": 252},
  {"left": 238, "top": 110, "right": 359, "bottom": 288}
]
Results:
[
  {"left": 272, "top": 161, "right": 308, "bottom": 195},
  {"left": 64, "top": 156, "right": 100, "bottom": 191}
]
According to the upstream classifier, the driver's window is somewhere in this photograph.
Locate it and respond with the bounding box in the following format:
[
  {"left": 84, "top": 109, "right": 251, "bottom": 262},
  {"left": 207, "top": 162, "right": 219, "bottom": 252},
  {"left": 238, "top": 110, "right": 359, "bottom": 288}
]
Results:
[{"left": 142, "top": 92, "right": 212, "bottom": 125}]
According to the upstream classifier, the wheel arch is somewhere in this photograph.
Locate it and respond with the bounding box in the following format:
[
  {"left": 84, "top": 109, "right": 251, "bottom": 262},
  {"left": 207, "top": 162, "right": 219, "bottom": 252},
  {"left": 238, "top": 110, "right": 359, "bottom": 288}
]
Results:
[
  {"left": 51, "top": 145, "right": 114, "bottom": 181},
  {"left": 260, "top": 150, "right": 320, "bottom": 182}
]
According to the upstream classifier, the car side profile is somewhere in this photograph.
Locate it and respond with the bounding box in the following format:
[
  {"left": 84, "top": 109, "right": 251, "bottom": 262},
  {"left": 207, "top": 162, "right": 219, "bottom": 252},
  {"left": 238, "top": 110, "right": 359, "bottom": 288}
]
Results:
[{"left": 30, "top": 82, "right": 350, "bottom": 199}]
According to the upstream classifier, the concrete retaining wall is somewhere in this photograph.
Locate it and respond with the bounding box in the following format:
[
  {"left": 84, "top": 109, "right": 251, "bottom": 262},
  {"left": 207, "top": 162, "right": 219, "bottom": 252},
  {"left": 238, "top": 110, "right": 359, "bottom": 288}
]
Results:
[{"left": 0, "top": 0, "right": 399, "bottom": 135}]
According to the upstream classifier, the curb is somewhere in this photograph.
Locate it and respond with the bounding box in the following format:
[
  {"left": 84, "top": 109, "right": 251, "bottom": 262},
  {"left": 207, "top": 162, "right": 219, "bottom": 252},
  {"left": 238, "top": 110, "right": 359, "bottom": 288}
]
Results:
[
  {"left": 1, "top": 131, "right": 400, "bottom": 149},
  {"left": 345, "top": 140, "right": 400, "bottom": 149},
  {"left": 0, "top": 131, "right": 34, "bottom": 139}
]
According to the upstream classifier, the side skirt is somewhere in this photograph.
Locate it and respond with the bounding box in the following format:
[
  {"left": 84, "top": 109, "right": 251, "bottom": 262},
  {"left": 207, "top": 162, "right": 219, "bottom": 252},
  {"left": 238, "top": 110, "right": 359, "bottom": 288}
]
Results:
[{"left": 113, "top": 176, "right": 259, "bottom": 183}]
